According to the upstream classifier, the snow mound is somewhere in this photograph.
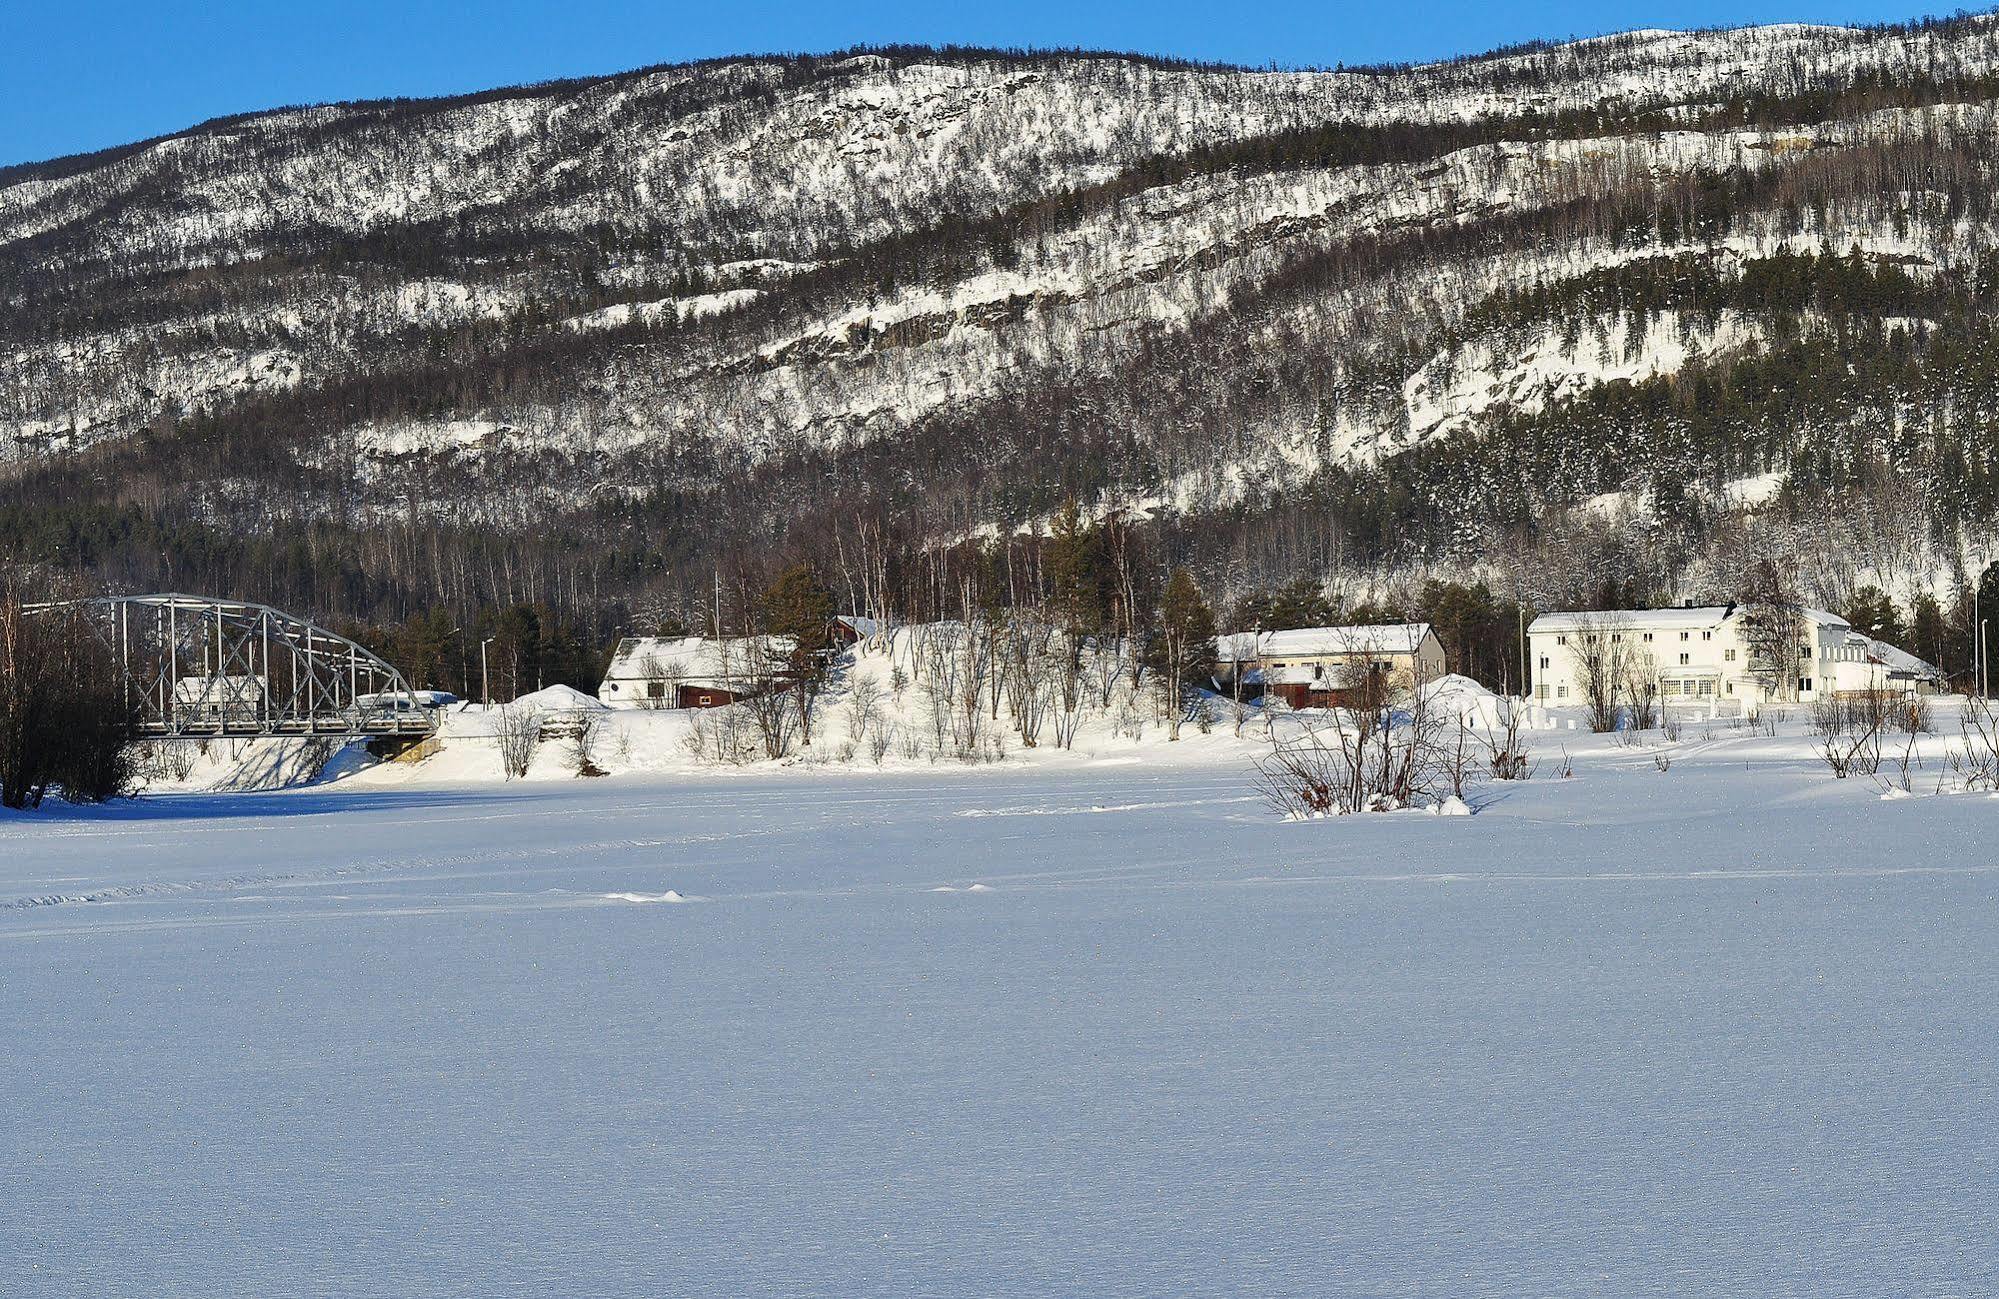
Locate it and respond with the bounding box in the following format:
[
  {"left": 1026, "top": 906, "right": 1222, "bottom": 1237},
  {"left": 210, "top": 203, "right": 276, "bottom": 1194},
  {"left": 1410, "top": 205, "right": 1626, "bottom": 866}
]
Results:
[
  {"left": 510, "top": 684, "right": 607, "bottom": 711},
  {"left": 601, "top": 891, "right": 689, "bottom": 904},
  {"left": 1420, "top": 674, "right": 1498, "bottom": 709},
  {"left": 1429, "top": 796, "right": 1474, "bottom": 817}
]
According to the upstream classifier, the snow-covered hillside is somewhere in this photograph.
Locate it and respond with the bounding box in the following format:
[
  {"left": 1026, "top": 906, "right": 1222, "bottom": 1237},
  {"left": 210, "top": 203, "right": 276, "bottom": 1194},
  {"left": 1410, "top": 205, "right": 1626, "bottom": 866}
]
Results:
[{"left": 9, "top": 16, "right": 1999, "bottom": 616}]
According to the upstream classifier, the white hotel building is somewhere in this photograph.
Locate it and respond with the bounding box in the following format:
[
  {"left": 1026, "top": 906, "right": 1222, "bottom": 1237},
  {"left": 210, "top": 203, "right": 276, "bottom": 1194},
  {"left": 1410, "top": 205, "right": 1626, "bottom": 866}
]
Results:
[{"left": 1527, "top": 605, "right": 1940, "bottom": 709}]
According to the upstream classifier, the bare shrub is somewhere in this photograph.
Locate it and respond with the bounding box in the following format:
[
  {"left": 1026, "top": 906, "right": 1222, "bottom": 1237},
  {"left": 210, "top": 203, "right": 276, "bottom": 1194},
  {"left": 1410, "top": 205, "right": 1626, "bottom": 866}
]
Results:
[
  {"left": 1254, "top": 682, "right": 1455, "bottom": 817},
  {"left": 845, "top": 675, "right": 883, "bottom": 743},
  {"left": 1818, "top": 711, "right": 1884, "bottom": 779},
  {"left": 495, "top": 705, "right": 542, "bottom": 779},
  {"left": 1898, "top": 694, "right": 1933, "bottom": 736},
  {"left": 1481, "top": 705, "right": 1535, "bottom": 780},
  {"left": 570, "top": 712, "right": 606, "bottom": 777},
  {"left": 682, "top": 705, "right": 759, "bottom": 765},
  {"left": 136, "top": 740, "right": 198, "bottom": 783},
  {"left": 1947, "top": 698, "right": 1999, "bottom": 792}
]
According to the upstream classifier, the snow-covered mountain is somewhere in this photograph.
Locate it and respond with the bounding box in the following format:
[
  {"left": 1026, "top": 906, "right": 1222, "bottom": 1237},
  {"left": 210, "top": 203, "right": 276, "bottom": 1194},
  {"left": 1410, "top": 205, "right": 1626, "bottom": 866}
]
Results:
[{"left": 7, "top": 15, "right": 1999, "bottom": 616}]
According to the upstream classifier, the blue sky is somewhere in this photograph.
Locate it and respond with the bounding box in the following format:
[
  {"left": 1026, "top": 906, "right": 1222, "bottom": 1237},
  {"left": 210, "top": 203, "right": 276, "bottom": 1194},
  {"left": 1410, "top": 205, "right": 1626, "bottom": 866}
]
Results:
[{"left": 0, "top": 0, "right": 1963, "bottom": 167}]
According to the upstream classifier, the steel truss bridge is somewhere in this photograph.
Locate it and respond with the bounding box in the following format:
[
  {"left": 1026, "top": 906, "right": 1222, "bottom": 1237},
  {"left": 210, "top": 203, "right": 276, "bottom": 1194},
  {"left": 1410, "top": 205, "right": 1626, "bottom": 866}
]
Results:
[{"left": 29, "top": 593, "right": 436, "bottom": 741}]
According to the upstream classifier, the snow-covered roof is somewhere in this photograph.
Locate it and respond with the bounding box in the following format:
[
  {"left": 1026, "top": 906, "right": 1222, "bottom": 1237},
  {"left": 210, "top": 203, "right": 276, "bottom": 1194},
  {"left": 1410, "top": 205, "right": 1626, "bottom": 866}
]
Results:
[
  {"left": 509, "top": 683, "right": 608, "bottom": 712},
  {"left": 1530, "top": 606, "right": 1850, "bottom": 635},
  {"left": 1219, "top": 624, "right": 1433, "bottom": 662},
  {"left": 1859, "top": 636, "right": 1941, "bottom": 680},
  {"left": 603, "top": 635, "right": 796, "bottom": 687}
]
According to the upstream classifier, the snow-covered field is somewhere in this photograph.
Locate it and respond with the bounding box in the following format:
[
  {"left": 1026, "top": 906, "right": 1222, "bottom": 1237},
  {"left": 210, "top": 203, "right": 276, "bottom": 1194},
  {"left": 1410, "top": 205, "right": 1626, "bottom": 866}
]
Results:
[{"left": 4, "top": 714, "right": 1998, "bottom": 1295}]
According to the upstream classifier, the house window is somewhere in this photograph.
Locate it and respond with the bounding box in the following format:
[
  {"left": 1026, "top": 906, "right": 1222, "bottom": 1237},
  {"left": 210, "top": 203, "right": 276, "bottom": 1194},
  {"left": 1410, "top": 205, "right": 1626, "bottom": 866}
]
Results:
[
  {"left": 647, "top": 682, "right": 666, "bottom": 700},
  {"left": 1680, "top": 631, "right": 1690, "bottom": 641},
  {"left": 1699, "top": 681, "right": 1714, "bottom": 696},
  {"left": 1557, "top": 686, "right": 1568, "bottom": 699},
  {"left": 1678, "top": 653, "right": 1690, "bottom": 666},
  {"left": 1725, "top": 649, "right": 1736, "bottom": 662},
  {"left": 1557, "top": 635, "right": 1567, "bottom": 645},
  {"left": 1702, "top": 631, "right": 1713, "bottom": 641},
  {"left": 1798, "top": 644, "right": 1811, "bottom": 659},
  {"left": 1798, "top": 677, "right": 1812, "bottom": 694},
  {"left": 698, "top": 694, "right": 713, "bottom": 705},
  {"left": 1538, "top": 656, "right": 1550, "bottom": 669},
  {"left": 1611, "top": 633, "right": 1622, "bottom": 643},
  {"left": 1643, "top": 632, "right": 1653, "bottom": 642}
]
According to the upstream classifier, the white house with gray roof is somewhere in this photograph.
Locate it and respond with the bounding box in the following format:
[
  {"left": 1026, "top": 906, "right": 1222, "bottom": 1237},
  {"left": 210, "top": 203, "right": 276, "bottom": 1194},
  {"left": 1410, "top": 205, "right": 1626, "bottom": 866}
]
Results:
[
  {"left": 1527, "top": 605, "right": 1939, "bottom": 710},
  {"left": 1217, "top": 623, "right": 1447, "bottom": 708}
]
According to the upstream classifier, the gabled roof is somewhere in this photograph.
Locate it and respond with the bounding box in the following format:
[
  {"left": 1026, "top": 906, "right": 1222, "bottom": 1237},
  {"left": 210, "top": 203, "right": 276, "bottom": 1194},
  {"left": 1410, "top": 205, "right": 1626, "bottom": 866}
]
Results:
[
  {"left": 1859, "top": 635, "right": 1941, "bottom": 679},
  {"left": 1530, "top": 606, "right": 1851, "bottom": 635},
  {"left": 1219, "top": 623, "right": 1434, "bottom": 662},
  {"left": 603, "top": 635, "right": 796, "bottom": 686}
]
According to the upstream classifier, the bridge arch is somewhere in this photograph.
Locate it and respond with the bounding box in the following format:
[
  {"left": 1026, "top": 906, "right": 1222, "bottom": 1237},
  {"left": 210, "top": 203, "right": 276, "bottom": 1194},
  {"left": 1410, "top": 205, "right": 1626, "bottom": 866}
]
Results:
[{"left": 27, "top": 593, "right": 435, "bottom": 740}]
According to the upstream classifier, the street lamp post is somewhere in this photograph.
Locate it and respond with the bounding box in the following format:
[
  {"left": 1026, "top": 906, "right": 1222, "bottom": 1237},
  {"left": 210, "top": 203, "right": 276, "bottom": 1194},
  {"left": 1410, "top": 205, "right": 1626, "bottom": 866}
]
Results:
[{"left": 481, "top": 636, "right": 496, "bottom": 707}]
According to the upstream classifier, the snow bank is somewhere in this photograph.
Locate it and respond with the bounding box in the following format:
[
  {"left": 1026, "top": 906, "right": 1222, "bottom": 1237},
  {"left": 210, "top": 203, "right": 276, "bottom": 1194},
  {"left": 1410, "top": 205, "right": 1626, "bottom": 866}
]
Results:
[{"left": 508, "top": 684, "right": 607, "bottom": 711}]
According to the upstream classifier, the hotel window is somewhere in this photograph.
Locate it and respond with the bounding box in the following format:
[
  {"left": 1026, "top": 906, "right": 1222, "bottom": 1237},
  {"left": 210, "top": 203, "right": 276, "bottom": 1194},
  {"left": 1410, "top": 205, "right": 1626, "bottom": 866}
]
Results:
[
  {"left": 1557, "top": 635, "right": 1567, "bottom": 646},
  {"left": 1557, "top": 686, "right": 1569, "bottom": 699},
  {"left": 1725, "top": 649, "right": 1736, "bottom": 662},
  {"left": 1643, "top": 632, "right": 1653, "bottom": 642},
  {"left": 1678, "top": 653, "right": 1690, "bottom": 666},
  {"left": 1539, "top": 656, "right": 1550, "bottom": 669},
  {"left": 1702, "top": 631, "right": 1713, "bottom": 641}
]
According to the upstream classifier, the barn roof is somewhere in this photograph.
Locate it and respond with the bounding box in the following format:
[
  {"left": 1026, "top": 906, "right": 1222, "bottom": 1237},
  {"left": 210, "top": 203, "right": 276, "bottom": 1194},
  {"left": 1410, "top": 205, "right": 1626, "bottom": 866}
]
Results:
[{"left": 1218, "top": 624, "right": 1434, "bottom": 663}]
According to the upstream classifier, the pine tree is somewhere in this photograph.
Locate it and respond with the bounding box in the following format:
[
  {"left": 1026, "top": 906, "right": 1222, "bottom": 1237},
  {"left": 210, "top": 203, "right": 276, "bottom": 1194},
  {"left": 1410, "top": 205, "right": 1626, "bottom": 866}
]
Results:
[{"left": 761, "top": 564, "right": 835, "bottom": 745}]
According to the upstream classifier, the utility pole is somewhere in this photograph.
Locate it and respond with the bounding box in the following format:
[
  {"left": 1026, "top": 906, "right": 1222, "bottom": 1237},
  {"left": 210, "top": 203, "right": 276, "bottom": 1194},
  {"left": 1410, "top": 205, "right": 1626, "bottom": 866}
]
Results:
[
  {"left": 481, "top": 636, "right": 495, "bottom": 707},
  {"left": 1518, "top": 605, "right": 1528, "bottom": 705}
]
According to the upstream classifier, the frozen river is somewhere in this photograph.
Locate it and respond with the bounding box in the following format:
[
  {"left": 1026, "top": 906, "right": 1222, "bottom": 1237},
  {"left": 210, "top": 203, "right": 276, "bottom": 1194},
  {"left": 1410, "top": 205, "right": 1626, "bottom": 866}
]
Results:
[{"left": 4, "top": 750, "right": 1996, "bottom": 1295}]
